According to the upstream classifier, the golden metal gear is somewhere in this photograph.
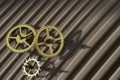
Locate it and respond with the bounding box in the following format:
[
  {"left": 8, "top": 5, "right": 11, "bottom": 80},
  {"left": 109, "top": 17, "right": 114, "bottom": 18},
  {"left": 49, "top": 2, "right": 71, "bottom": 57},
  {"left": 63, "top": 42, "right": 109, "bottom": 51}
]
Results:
[
  {"left": 35, "top": 25, "right": 64, "bottom": 58},
  {"left": 6, "top": 24, "right": 36, "bottom": 53}
]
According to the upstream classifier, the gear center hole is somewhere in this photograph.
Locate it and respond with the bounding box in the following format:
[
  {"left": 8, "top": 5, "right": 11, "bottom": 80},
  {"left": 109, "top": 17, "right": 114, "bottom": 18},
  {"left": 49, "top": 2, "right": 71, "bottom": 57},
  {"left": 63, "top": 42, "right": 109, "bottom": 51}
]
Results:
[
  {"left": 45, "top": 39, "right": 54, "bottom": 44},
  {"left": 27, "top": 65, "right": 34, "bottom": 69}
]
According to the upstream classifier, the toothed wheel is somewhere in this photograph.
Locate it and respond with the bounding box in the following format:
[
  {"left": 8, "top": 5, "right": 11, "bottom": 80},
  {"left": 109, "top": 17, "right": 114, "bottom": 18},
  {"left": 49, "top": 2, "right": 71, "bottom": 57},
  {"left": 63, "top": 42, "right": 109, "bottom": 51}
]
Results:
[
  {"left": 35, "top": 25, "right": 64, "bottom": 58},
  {"left": 22, "top": 57, "right": 41, "bottom": 77},
  {"left": 6, "top": 24, "right": 36, "bottom": 53}
]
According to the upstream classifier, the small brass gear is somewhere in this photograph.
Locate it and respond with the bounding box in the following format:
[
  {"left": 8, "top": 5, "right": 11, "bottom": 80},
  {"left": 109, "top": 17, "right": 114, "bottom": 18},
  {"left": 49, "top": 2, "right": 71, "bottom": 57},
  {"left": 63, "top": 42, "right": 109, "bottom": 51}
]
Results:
[
  {"left": 35, "top": 25, "right": 64, "bottom": 58},
  {"left": 6, "top": 24, "right": 36, "bottom": 53},
  {"left": 22, "top": 57, "right": 41, "bottom": 77}
]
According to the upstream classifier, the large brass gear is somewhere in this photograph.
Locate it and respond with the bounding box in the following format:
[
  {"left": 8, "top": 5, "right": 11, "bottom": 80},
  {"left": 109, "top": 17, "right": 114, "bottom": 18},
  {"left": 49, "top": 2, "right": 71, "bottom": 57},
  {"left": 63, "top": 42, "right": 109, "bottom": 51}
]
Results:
[
  {"left": 6, "top": 24, "right": 36, "bottom": 53},
  {"left": 35, "top": 25, "right": 64, "bottom": 58}
]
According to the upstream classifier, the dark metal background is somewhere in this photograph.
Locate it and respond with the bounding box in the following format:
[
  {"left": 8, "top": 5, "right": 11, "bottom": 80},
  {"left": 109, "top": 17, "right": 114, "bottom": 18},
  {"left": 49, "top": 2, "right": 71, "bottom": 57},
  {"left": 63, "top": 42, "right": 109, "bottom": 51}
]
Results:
[{"left": 0, "top": 0, "right": 120, "bottom": 80}]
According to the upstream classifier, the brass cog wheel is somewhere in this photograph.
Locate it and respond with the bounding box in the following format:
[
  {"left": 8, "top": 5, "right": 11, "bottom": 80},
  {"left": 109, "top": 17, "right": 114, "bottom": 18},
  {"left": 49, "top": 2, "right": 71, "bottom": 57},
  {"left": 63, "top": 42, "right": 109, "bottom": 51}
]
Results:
[
  {"left": 35, "top": 25, "right": 64, "bottom": 58},
  {"left": 22, "top": 57, "right": 41, "bottom": 77},
  {"left": 6, "top": 24, "right": 36, "bottom": 53}
]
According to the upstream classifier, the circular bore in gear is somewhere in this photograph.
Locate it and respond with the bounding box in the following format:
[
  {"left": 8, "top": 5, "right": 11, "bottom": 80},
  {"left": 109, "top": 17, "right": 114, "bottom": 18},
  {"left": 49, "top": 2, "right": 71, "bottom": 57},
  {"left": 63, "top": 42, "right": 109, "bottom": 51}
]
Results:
[{"left": 6, "top": 24, "right": 36, "bottom": 53}]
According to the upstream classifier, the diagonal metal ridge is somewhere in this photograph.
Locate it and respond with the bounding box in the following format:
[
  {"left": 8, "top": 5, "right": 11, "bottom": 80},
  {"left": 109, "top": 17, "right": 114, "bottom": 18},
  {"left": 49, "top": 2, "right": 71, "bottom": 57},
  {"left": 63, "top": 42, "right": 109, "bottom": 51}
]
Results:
[{"left": 0, "top": 0, "right": 120, "bottom": 80}]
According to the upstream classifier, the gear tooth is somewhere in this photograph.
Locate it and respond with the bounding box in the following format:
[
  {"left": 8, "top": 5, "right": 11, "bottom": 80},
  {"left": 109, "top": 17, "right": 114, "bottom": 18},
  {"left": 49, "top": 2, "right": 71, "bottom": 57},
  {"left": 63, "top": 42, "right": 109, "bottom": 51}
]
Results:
[
  {"left": 24, "top": 63, "right": 27, "bottom": 66},
  {"left": 39, "top": 61, "right": 41, "bottom": 64},
  {"left": 25, "top": 60, "right": 27, "bottom": 63},
  {"left": 28, "top": 58, "right": 30, "bottom": 60},
  {"left": 33, "top": 56, "right": 36, "bottom": 59},
  {"left": 23, "top": 63, "right": 25, "bottom": 65},
  {"left": 40, "top": 64, "right": 42, "bottom": 67}
]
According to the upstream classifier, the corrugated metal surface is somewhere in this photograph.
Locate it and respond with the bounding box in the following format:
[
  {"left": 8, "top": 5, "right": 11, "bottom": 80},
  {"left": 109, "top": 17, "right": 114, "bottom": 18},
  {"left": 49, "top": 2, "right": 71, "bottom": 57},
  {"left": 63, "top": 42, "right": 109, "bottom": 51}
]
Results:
[{"left": 0, "top": 0, "right": 120, "bottom": 80}]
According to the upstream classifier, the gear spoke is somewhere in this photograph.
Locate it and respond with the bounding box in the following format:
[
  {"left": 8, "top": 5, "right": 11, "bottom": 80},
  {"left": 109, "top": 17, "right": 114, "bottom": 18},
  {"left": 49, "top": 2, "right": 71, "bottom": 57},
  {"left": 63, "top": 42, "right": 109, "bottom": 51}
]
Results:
[
  {"left": 48, "top": 45, "right": 53, "bottom": 54},
  {"left": 19, "top": 27, "right": 22, "bottom": 35},
  {"left": 9, "top": 36, "right": 17, "bottom": 39},
  {"left": 45, "top": 27, "right": 50, "bottom": 37},
  {"left": 21, "top": 32, "right": 33, "bottom": 37},
  {"left": 26, "top": 32, "right": 33, "bottom": 36},
  {"left": 38, "top": 42, "right": 44, "bottom": 46},
  {"left": 28, "top": 69, "right": 32, "bottom": 74},
  {"left": 24, "top": 41, "right": 30, "bottom": 47},
  {"left": 54, "top": 37, "right": 61, "bottom": 41},
  {"left": 14, "top": 43, "right": 19, "bottom": 49},
  {"left": 32, "top": 60, "right": 36, "bottom": 66}
]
